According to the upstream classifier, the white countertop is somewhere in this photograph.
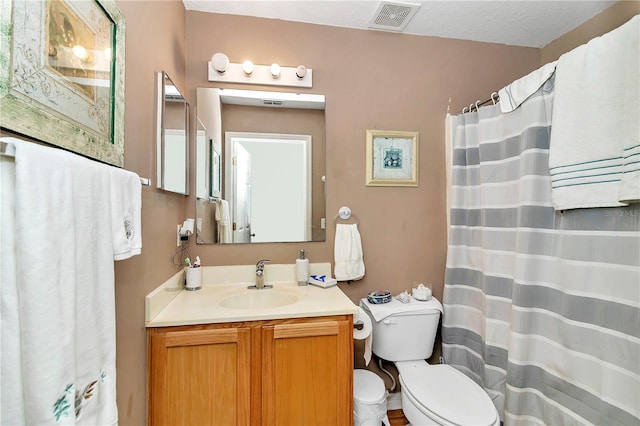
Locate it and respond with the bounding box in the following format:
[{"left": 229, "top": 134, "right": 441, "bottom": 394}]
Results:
[{"left": 145, "top": 263, "right": 359, "bottom": 327}]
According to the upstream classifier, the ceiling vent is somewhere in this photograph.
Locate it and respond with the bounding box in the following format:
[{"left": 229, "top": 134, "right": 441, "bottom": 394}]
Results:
[{"left": 368, "top": 1, "right": 420, "bottom": 33}]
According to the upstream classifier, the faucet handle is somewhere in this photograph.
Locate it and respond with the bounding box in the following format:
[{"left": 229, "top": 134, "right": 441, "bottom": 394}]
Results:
[{"left": 256, "top": 259, "right": 271, "bottom": 270}]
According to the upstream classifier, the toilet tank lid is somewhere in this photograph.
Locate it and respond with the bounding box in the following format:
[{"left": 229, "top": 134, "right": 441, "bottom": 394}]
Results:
[{"left": 360, "top": 298, "right": 442, "bottom": 322}]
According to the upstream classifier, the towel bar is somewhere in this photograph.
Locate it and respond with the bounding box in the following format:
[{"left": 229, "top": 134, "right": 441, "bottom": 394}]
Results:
[{"left": 0, "top": 140, "right": 151, "bottom": 186}]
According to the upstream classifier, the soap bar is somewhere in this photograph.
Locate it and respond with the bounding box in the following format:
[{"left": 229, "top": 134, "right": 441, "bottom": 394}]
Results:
[{"left": 308, "top": 276, "right": 337, "bottom": 288}]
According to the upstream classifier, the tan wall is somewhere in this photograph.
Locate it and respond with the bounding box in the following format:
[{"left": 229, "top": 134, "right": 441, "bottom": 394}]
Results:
[
  {"left": 111, "top": 2, "right": 637, "bottom": 425},
  {"left": 184, "top": 10, "right": 540, "bottom": 303},
  {"left": 542, "top": 1, "right": 640, "bottom": 63},
  {"left": 113, "top": 1, "right": 187, "bottom": 424}
]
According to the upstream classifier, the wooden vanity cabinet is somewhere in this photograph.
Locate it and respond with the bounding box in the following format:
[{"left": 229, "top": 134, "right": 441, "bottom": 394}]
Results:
[{"left": 147, "top": 315, "right": 354, "bottom": 426}]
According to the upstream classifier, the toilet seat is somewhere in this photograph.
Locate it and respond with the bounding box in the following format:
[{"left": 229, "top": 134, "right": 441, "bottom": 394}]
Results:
[{"left": 396, "top": 362, "right": 498, "bottom": 426}]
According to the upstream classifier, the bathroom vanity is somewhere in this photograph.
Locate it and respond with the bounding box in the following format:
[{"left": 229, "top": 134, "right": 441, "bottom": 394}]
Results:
[{"left": 145, "top": 263, "right": 357, "bottom": 425}]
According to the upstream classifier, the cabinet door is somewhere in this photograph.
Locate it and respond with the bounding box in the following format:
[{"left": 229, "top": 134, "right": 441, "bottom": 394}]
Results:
[
  {"left": 262, "top": 318, "right": 353, "bottom": 426},
  {"left": 149, "top": 327, "right": 251, "bottom": 426}
]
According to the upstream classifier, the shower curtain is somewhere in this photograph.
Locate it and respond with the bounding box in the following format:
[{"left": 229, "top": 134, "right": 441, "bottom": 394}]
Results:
[{"left": 442, "top": 79, "right": 640, "bottom": 425}]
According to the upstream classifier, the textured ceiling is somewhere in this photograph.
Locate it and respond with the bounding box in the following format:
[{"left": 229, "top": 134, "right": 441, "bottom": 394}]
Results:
[{"left": 182, "top": 0, "right": 617, "bottom": 48}]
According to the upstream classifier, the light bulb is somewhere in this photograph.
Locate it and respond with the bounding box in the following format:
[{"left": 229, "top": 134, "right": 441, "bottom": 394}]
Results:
[
  {"left": 242, "top": 60, "right": 254, "bottom": 75},
  {"left": 296, "top": 65, "right": 307, "bottom": 79},
  {"left": 72, "top": 44, "right": 89, "bottom": 60},
  {"left": 270, "top": 63, "right": 281, "bottom": 78},
  {"left": 211, "top": 52, "right": 229, "bottom": 73}
]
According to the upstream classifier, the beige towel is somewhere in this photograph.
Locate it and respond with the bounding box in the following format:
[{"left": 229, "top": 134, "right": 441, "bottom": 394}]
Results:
[
  {"left": 334, "top": 223, "right": 365, "bottom": 281},
  {"left": 215, "top": 199, "right": 232, "bottom": 243}
]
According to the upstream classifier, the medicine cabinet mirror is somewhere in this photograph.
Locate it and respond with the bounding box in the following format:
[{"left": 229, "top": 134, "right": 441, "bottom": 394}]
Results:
[
  {"left": 155, "top": 71, "right": 189, "bottom": 194},
  {"left": 195, "top": 88, "right": 326, "bottom": 245}
]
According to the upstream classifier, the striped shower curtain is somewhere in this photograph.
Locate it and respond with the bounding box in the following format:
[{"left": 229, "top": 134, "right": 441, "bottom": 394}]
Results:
[{"left": 442, "top": 79, "right": 640, "bottom": 425}]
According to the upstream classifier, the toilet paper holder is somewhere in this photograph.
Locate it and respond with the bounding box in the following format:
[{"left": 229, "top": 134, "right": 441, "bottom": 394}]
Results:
[{"left": 354, "top": 320, "right": 365, "bottom": 330}]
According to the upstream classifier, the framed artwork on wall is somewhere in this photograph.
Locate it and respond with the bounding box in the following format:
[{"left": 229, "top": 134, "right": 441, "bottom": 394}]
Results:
[
  {"left": 0, "top": 0, "right": 126, "bottom": 167},
  {"left": 365, "top": 129, "right": 419, "bottom": 187}
]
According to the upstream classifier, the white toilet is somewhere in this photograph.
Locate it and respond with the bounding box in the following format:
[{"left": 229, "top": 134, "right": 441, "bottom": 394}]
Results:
[{"left": 361, "top": 298, "right": 500, "bottom": 426}]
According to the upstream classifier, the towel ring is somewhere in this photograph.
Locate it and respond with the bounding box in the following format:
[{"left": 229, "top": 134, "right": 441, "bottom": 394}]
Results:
[{"left": 333, "top": 206, "right": 360, "bottom": 224}]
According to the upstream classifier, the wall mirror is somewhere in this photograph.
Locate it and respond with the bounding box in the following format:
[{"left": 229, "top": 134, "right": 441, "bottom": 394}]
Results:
[
  {"left": 195, "top": 88, "right": 326, "bottom": 245},
  {"left": 155, "top": 71, "right": 189, "bottom": 194}
]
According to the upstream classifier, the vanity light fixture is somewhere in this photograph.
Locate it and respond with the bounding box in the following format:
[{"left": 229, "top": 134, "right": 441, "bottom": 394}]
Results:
[{"left": 207, "top": 52, "right": 312, "bottom": 88}]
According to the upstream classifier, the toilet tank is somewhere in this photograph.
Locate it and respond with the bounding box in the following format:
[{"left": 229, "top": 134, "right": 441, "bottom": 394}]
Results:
[{"left": 362, "top": 299, "right": 442, "bottom": 362}]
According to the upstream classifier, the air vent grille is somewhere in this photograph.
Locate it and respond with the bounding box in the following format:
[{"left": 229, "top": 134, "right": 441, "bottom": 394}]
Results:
[
  {"left": 368, "top": 1, "right": 419, "bottom": 33},
  {"left": 261, "top": 99, "right": 284, "bottom": 106}
]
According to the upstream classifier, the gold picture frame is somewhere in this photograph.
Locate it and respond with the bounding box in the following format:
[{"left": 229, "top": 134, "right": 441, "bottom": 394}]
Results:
[
  {"left": 366, "top": 129, "right": 419, "bottom": 187},
  {"left": 0, "top": 0, "right": 126, "bottom": 167}
]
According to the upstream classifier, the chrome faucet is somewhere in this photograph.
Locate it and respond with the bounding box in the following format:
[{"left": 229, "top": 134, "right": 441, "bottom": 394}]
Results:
[{"left": 248, "top": 259, "right": 272, "bottom": 289}]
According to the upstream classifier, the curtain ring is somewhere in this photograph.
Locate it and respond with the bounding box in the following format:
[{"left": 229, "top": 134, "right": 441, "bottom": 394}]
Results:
[
  {"left": 475, "top": 100, "right": 481, "bottom": 111},
  {"left": 491, "top": 92, "right": 499, "bottom": 104},
  {"left": 462, "top": 106, "right": 468, "bottom": 113}
]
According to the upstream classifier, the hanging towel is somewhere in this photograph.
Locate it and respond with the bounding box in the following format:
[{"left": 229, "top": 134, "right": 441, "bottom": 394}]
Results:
[
  {"left": 334, "top": 223, "right": 365, "bottom": 281},
  {"left": 549, "top": 15, "right": 639, "bottom": 210},
  {"left": 498, "top": 60, "right": 557, "bottom": 113},
  {"left": 215, "top": 199, "right": 232, "bottom": 243},
  {"left": 0, "top": 140, "right": 26, "bottom": 422},
  {"left": 3, "top": 137, "right": 119, "bottom": 425},
  {"left": 110, "top": 167, "right": 142, "bottom": 260}
]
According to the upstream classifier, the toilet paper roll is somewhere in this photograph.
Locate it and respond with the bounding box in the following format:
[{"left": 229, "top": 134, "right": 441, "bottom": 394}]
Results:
[{"left": 353, "top": 307, "right": 373, "bottom": 366}]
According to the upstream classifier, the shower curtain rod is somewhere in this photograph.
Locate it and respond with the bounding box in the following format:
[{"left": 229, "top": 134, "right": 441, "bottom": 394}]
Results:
[
  {"left": 462, "top": 91, "right": 500, "bottom": 113},
  {"left": 0, "top": 140, "right": 151, "bottom": 186}
]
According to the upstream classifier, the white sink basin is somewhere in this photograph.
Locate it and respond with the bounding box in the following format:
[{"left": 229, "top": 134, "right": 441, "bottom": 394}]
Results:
[{"left": 220, "top": 290, "right": 298, "bottom": 309}]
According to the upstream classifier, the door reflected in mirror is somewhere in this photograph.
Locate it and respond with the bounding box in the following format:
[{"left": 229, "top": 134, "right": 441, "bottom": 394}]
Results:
[
  {"left": 195, "top": 88, "right": 326, "bottom": 245},
  {"left": 156, "top": 71, "right": 189, "bottom": 194}
]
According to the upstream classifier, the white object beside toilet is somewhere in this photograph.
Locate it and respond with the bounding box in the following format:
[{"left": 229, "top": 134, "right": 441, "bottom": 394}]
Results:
[
  {"left": 353, "top": 369, "right": 390, "bottom": 426},
  {"left": 360, "top": 298, "right": 500, "bottom": 426}
]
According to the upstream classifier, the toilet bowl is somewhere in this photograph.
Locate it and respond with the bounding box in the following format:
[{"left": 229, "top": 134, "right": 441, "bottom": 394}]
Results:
[
  {"left": 360, "top": 298, "right": 500, "bottom": 426},
  {"left": 396, "top": 361, "right": 499, "bottom": 426}
]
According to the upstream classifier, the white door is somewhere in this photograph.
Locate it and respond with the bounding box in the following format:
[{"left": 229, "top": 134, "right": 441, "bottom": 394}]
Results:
[
  {"left": 225, "top": 132, "right": 311, "bottom": 243},
  {"left": 232, "top": 143, "right": 252, "bottom": 243}
]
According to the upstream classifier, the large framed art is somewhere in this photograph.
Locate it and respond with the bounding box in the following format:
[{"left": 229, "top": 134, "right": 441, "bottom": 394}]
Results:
[{"left": 0, "top": 0, "right": 126, "bottom": 167}]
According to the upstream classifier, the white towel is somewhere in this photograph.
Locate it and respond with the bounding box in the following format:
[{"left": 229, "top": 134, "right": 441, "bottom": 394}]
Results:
[
  {"left": 549, "top": 15, "right": 639, "bottom": 210},
  {"left": 0, "top": 140, "right": 26, "bottom": 423},
  {"left": 334, "top": 223, "right": 365, "bottom": 281},
  {"left": 498, "top": 60, "right": 557, "bottom": 113},
  {"left": 110, "top": 167, "right": 142, "bottom": 260},
  {"left": 4, "top": 138, "right": 119, "bottom": 425},
  {"left": 215, "top": 199, "right": 232, "bottom": 243}
]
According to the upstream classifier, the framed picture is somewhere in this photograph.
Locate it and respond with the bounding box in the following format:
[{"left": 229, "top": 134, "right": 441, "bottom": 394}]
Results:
[
  {"left": 0, "top": 0, "right": 126, "bottom": 167},
  {"left": 366, "top": 129, "right": 419, "bottom": 187}
]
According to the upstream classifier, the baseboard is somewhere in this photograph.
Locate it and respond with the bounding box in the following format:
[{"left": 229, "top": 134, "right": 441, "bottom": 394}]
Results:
[{"left": 387, "top": 391, "right": 402, "bottom": 410}]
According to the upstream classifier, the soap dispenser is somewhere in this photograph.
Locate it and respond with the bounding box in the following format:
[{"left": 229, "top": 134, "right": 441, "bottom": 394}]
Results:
[{"left": 296, "top": 249, "right": 309, "bottom": 286}]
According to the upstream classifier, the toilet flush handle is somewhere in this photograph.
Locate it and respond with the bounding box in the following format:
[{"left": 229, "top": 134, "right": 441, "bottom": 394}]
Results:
[{"left": 382, "top": 318, "right": 397, "bottom": 325}]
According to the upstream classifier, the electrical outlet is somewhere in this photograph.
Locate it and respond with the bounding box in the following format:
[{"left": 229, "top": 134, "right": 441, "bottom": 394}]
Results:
[{"left": 177, "top": 224, "right": 181, "bottom": 247}]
